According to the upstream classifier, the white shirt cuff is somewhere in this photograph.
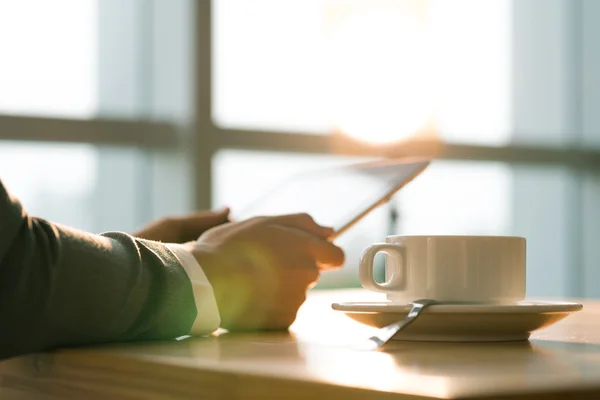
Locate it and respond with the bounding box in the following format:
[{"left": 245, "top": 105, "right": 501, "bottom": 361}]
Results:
[{"left": 166, "top": 243, "right": 221, "bottom": 335}]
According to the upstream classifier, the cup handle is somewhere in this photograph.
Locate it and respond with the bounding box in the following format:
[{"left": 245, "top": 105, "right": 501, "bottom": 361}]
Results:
[{"left": 359, "top": 243, "right": 406, "bottom": 293}]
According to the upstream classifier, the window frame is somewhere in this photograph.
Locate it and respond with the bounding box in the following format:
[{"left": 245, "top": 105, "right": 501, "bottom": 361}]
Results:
[
  {"left": 0, "top": 1, "right": 597, "bottom": 204},
  {"left": 192, "top": 0, "right": 600, "bottom": 211},
  {"left": 0, "top": 0, "right": 599, "bottom": 294}
]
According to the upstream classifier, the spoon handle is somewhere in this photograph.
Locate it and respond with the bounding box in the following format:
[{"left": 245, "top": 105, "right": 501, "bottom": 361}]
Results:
[{"left": 355, "top": 299, "right": 437, "bottom": 351}]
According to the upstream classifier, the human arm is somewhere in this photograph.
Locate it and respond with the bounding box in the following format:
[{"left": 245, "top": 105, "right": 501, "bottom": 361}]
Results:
[
  {"left": 134, "top": 207, "right": 346, "bottom": 331},
  {"left": 0, "top": 179, "right": 214, "bottom": 360},
  {"left": 0, "top": 176, "right": 345, "bottom": 358}
]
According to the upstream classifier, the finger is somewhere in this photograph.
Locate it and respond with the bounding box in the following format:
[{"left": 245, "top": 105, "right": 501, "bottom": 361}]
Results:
[
  {"left": 309, "top": 239, "right": 345, "bottom": 269},
  {"left": 268, "top": 213, "right": 334, "bottom": 239},
  {"left": 278, "top": 226, "right": 345, "bottom": 269}
]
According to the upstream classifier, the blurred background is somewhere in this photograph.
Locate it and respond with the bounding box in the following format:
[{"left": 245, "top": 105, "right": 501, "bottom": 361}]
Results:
[{"left": 0, "top": 0, "right": 599, "bottom": 296}]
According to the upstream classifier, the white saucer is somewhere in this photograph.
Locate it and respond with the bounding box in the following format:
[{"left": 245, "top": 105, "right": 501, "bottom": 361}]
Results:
[{"left": 331, "top": 300, "right": 583, "bottom": 342}]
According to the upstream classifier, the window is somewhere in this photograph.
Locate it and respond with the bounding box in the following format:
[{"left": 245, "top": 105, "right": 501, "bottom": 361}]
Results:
[
  {"left": 0, "top": 0, "right": 192, "bottom": 233},
  {"left": 0, "top": 143, "right": 98, "bottom": 230},
  {"left": 214, "top": 151, "right": 513, "bottom": 288},
  {"left": 208, "top": 0, "right": 600, "bottom": 297},
  {"left": 1, "top": 0, "right": 600, "bottom": 298},
  {"left": 0, "top": 0, "right": 97, "bottom": 118},
  {"left": 0, "top": 143, "right": 151, "bottom": 233},
  {"left": 214, "top": 0, "right": 511, "bottom": 145}
]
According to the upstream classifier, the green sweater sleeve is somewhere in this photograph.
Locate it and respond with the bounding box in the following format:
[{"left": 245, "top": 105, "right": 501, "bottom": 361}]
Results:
[{"left": 0, "top": 179, "right": 197, "bottom": 360}]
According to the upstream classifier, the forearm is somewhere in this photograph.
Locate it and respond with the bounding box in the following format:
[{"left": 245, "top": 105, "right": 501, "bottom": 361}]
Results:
[{"left": 0, "top": 181, "right": 199, "bottom": 359}]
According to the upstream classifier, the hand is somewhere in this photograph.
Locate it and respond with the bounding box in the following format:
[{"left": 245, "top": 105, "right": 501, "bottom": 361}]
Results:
[
  {"left": 185, "top": 213, "right": 345, "bottom": 331},
  {"left": 133, "top": 208, "right": 230, "bottom": 243}
]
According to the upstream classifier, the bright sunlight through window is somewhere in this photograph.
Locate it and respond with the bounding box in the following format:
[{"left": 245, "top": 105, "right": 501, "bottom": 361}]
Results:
[
  {"left": 326, "top": 8, "right": 432, "bottom": 144},
  {"left": 0, "top": 0, "right": 97, "bottom": 118},
  {"left": 214, "top": 0, "right": 511, "bottom": 146}
]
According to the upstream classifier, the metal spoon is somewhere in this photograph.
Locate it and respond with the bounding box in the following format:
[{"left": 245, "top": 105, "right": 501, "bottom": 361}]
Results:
[{"left": 355, "top": 299, "right": 439, "bottom": 351}]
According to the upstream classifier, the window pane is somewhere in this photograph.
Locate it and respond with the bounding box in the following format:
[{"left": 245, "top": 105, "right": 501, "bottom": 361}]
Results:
[
  {"left": 214, "top": 0, "right": 511, "bottom": 145},
  {"left": 396, "top": 162, "right": 512, "bottom": 236},
  {"left": 401, "top": 164, "right": 576, "bottom": 298},
  {"left": 510, "top": 166, "right": 579, "bottom": 298},
  {"left": 0, "top": 0, "right": 194, "bottom": 122},
  {"left": 582, "top": 1, "right": 600, "bottom": 148},
  {"left": 0, "top": 142, "right": 146, "bottom": 234},
  {"left": 582, "top": 171, "right": 600, "bottom": 297},
  {"left": 0, "top": 0, "right": 97, "bottom": 118},
  {"left": 213, "top": 151, "right": 576, "bottom": 295},
  {"left": 0, "top": 143, "right": 98, "bottom": 230}
]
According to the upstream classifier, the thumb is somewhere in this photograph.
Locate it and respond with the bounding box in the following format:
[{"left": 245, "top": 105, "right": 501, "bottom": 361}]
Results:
[
  {"left": 211, "top": 206, "right": 231, "bottom": 222},
  {"left": 194, "top": 207, "right": 231, "bottom": 225},
  {"left": 178, "top": 207, "right": 231, "bottom": 242},
  {"left": 215, "top": 206, "right": 230, "bottom": 216}
]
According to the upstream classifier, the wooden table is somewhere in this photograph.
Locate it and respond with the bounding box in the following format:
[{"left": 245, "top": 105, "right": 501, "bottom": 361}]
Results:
[{"left": 2, "top": 289, "right": 600, "bottom": 399}]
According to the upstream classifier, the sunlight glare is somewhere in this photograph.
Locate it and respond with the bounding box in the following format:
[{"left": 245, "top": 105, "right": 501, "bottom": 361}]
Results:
[
  {"left": 0, "top": 0, "right": 97, "bottom": 117},
  {"left": 299, "top": 343, "right": 451, "bottom": 396},
  {"left": 327, "top": 9, "right": 432, "bottom": 144}
]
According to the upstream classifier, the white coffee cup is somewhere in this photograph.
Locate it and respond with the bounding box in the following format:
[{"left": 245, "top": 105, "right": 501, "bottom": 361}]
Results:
[{"left": 359, "top": 235, "right": 526, "bottom": 303}]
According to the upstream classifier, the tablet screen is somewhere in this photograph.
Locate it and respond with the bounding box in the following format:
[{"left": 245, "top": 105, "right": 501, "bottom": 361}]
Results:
[{"left": 232, "top": 158, "right": 430, "bottom": 237}]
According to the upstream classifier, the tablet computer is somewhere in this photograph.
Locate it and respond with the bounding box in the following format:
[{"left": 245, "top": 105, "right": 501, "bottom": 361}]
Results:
[{"left": 232, "top": 158, "right": 430, "bottom": 239}]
